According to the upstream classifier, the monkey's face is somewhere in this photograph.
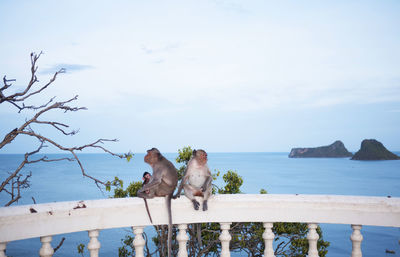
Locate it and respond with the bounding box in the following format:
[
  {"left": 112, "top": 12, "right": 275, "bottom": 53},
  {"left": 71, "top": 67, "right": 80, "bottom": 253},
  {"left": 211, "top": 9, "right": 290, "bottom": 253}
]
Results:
[
  {"left": 142, "top": 173, "right": 151, "bottom": 184},
  {"left": 144, "top": 148, "right": 160, "bottom": 165},
  {"left": 196, "top": 150, "right": 208, "bottom": 165}
]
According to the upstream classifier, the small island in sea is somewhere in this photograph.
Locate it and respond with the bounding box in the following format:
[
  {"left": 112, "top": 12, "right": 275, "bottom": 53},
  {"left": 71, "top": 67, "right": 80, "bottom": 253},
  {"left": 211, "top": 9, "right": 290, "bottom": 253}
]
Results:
[
  {"left": 289, "top": 140, "right": 353, "bottom": 158},
  {"left": 351, "top": 139, "right": 400, "bottom": 160}
]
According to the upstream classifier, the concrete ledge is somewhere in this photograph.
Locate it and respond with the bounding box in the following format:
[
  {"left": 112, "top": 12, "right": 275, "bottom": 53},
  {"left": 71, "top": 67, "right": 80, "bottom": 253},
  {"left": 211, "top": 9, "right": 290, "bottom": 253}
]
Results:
[{"left": 0, "top": 194, "right": 399, "bottom": 242}]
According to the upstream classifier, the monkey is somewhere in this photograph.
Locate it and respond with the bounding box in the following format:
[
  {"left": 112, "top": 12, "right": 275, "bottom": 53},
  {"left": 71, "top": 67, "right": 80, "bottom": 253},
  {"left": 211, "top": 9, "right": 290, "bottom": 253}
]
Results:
[
  {"left": 141, "top": 171, "right": 153, "bottom": 223},
  {"left": 173, "top": 149, "right": 213, "bottom": 211},
  {"left": 142, "top": 171, "right": 152, "bottom": 192},
  {"left": 137, "top": 148, "right": 178, "bottom": 257}
]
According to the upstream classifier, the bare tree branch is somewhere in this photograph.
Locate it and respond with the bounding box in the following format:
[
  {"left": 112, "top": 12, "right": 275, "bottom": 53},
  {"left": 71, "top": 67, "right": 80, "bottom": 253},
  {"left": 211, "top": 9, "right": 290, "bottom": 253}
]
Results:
[
  {"left": 53, "top": 237, "right": 66, "bottom": 253},
  {"left": 0, "top": 52, "right": 127, "bottom": 206},
  {"left": 15, "top": 68, "right": 65, "bottom": 102},
  {"left": 34, "top": 120, "right": 78, "bottom": 136},
  {"left": 0, "top": 76, "right": 16, "bottom": 91},
  {"left": 0, "top": 52, "right": 40, "bottom": 104},
  {"left": 4, "top": 171, "right": 32, "bottom": 206},
  {"left": 0, "top": 96, "right": 86, "bottom": 149},
  {"left": 15, "top": 96, "right": 56, "bottom": 113},
  {"left": 0, "top": 52, "right": 65, "bottom": 111}
]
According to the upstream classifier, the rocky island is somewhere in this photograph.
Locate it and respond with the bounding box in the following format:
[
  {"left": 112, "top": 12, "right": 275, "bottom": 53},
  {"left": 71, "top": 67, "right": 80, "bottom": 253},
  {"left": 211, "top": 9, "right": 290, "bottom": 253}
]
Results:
[
  {"left": 289, "top": 140, "right": 353, "bottom": 158},
  {"left": 351, "top": 139, "right": 400, "bottom": 160}
]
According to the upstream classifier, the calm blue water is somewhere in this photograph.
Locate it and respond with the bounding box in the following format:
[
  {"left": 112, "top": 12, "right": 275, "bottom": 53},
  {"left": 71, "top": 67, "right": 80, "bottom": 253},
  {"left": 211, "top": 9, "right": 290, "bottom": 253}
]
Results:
[{"left": 1, "top": 153, "right": 399, "bottom": 256}]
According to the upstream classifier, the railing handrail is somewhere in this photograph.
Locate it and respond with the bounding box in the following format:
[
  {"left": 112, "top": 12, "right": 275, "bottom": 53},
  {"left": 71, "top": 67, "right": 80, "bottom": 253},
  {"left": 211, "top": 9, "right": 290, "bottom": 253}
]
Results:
[{"left": 1, "top": 194, "right": 399, "bottom": 242}]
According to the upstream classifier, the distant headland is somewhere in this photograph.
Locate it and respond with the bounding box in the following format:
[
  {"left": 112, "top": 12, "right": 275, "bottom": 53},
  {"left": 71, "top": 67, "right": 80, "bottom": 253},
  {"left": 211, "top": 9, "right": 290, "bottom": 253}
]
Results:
[
  {"left": 351, "top": 139, "right": 400, "bottom": 160},
  {"left": 289, "top": 140, "right": 353, "bottom": 158},
  {"left": 289, "top": 139, "right": 400, "bottom": 160}
]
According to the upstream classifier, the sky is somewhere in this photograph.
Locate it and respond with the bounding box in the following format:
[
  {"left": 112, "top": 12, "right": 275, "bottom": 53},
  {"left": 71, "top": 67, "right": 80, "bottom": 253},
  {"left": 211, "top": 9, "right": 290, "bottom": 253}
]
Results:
[{"left": 0, "top": 0, "right": 399, "bottom": 154}]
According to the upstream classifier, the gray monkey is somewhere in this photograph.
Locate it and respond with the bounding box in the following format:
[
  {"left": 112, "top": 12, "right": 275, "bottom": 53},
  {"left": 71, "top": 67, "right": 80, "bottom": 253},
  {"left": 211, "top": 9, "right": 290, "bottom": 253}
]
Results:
[
  {"left": 141, "top": 171, "right": 153, "bottom": 223},
  {"left": 173, "top": 149, "right": 212, "bottom": 211},
  {"left": 138, "top": 148, "right": 178, "bottom": 257}
]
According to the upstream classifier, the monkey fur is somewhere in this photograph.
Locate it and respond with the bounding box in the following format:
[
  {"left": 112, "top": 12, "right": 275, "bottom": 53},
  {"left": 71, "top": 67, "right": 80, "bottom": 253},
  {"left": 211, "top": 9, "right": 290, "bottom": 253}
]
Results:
[
  {"left": 173, "top": 149, "right": 213, "bottom": 211},
  {"left": 141, "top": 172, "right": 153, "bottom": 223},
  {"left": 138, "top": 148, "right": 178, "bottom": 257}
]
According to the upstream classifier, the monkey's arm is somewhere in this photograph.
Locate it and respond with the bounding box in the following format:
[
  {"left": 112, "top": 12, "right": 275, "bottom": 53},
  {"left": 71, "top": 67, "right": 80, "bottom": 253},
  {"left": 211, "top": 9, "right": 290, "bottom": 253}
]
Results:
[
  {"left": 138, "top": 177, "right": 162, "bottom": 193},
  {"left": 173, "top": 175, "right": 188, "bottom": 199},
  {"left": 201, "top": 175, "right": 213, "bottom": 192}
]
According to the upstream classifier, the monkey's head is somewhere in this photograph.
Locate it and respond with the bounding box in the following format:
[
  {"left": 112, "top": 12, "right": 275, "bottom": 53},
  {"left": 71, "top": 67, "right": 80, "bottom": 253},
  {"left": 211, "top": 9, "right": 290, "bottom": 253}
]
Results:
[
  {"left": 144, "top": 148, "right": 161, "bottom": 165},
  {"left": 142, "top": 171, "right": 151, "bottom": 183},
  {"left": 193, "top": 149, "right": 207, "bottom": 165},
  {"left": 142, "top": 171, "right": 151, "bottom": 179}
]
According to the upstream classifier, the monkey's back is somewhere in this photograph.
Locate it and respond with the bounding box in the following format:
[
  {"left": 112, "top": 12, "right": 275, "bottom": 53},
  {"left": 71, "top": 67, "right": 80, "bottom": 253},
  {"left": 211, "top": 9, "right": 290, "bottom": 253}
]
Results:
[{"left": 157, "top": 157, "right": 178, "bottom": 190}]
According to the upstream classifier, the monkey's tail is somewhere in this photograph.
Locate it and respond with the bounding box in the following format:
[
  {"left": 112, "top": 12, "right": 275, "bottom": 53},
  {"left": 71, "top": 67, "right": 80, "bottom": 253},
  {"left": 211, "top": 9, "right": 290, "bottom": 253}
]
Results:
[
  {"left": 143, "top": 199, "right": 153, "bottom": 223},
  {"left": 166, "top": 194, "right": 172, "bottom": 257}
]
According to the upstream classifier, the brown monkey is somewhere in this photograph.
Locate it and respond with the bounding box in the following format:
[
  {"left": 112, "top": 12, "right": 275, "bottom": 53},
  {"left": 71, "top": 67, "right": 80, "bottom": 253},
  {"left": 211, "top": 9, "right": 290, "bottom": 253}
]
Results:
[
  {"left": 142, "top": 172, "right": 152, "bottom": 192},
  {"left": 141, "top": 171, "right": 153, "bottom": 223},
  {"left": 173, "top": 149, "right": 212, "bottom": 211},
  {"left": 138, "top": 148, "right": 178, "bottom": 257}
]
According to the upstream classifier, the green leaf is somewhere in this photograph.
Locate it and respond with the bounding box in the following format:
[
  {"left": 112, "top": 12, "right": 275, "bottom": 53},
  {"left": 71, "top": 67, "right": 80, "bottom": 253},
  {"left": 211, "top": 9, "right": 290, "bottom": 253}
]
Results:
[
  {"left": 105, "top": 182, "right": 111, "bottom": 192},
  {"left": 176, "top": 146, "right": 193, "bottom": 164},
  {"left": 77, "top": 243, "right": 85, "bottom": 254},
  {"left": 125, "top": 151, "right": 133, "bottom": 162}
]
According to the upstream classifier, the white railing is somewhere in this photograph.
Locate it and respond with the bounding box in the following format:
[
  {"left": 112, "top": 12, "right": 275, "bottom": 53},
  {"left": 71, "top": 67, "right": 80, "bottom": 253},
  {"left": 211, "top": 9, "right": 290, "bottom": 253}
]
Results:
[{"left": 0, "top": 194, "right": 399, "bottom": 257}]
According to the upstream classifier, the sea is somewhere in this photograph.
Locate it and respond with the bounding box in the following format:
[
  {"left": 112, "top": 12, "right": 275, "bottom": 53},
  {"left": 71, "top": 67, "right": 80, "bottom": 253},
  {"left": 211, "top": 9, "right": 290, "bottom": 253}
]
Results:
[{"left": 0, "top": 152, "right": 399, "bottom": 257}]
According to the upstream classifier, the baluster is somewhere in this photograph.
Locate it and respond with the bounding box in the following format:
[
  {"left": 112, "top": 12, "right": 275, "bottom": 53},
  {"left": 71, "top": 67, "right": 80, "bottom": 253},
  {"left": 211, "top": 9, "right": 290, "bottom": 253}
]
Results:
[
  {"left": 307, "top": 223, "right": 319, "bottom": 257},
  {"left": 350, "top": 225, "right": 363, "bottom": 257},
  {"left": 177, "top": 224, "right": 189, "bottom": 257},
  {"left": 39, "top": 236, "right": 54, "bottom": 257},
  {"left": 0, "top": 242, "right": 6, "bottom": 257},
  {"left": 88, "top": 230, "right": 101, "bottom": 257},
  {"left": 219, "top": 222, "right": 232, "bottom": 257},
  {"left": 132, "top": 226, "right": 145, "bottom": 257},
  {"left": 263, "top": 222, "right": 275, "bottom": 257}
]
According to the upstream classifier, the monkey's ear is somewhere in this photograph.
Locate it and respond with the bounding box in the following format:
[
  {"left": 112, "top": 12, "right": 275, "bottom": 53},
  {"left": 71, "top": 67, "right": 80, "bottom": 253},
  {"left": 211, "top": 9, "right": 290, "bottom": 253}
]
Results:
[{"left": 192, "top": 149, "right": 197, "bottom": 156}]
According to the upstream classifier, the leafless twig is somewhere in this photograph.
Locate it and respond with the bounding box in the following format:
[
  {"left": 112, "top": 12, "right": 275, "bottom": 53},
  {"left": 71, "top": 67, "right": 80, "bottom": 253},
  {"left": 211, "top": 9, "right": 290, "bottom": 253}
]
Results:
[
  {"left": 0, "top": 52, "right": 127, "bottom": 206},
  {"left": 53, "top": 237, "right": 66, "bottom": 253}
]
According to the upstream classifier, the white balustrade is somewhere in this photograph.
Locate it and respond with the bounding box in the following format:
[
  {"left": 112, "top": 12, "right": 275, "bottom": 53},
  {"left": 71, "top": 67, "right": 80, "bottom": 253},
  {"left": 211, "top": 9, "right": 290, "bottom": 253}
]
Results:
[
  {"left": 0, "top": 195, "right": 399, "bottom": 256},
  {"left": 177, "top": 224, "right": 189, "bottom": 257},
  {"left": 307, "top": 223, "right": 319, "bottom": 257},
  {"left": 0, "top": 242, "right": 6, "bottom": 257},
  {"left": 132, "top": 226, "right": 145, "bottom": 257},
  {"left": 263, "top": 222, "right": 275, "bottom": 257},
  {"left": 350, "top": 225, "right": 363, "bottom": 257},
  {"left": 39, "top": 236, "right": 54, "bottom": 257},
  {"left": 219, "top": 222, "right": 232, "bottom": 257},
  {"left": 87, "top": 229, "right": 101, "bottom": 257}
]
